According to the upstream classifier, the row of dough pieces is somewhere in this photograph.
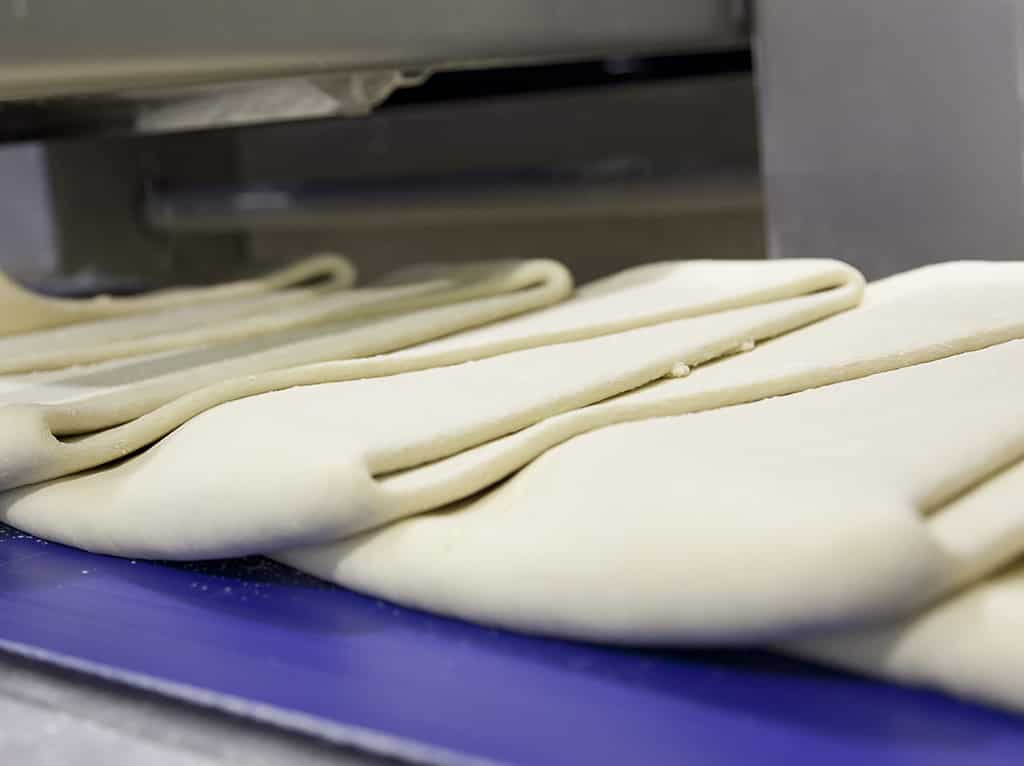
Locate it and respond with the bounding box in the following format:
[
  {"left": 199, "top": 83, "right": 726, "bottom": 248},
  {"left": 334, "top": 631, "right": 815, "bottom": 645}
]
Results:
[
  {"left": 3, "top": 255, "right": 1024, "bottom": 714},
  {"left": 0, "top": 256, "right": 849, "bottom": 489}
]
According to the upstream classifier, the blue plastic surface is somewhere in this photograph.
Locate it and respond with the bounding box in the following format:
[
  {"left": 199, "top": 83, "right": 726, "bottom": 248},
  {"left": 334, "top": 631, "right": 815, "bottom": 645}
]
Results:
[{"left": 1, "top": 523, "right": 1022, "bottom": 765}]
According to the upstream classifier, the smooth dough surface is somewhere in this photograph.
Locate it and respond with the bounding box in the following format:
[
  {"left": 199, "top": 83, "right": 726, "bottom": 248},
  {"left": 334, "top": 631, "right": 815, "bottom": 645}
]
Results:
[
  {"left": 279, "top": 340, "right": 1024, "bottom": 646},
  {"left": 0, "top": 258, "right": 571, "bottom": 488},
  {"left": 0, "top": 258, "right": 570, "bottom": 374},
  {"left": 0, "top": 254, "right": 355, "bottom": 337},
  {"left": 373, "top": 260, "right": 1024, "bottom": 518},
  {"left": 786, "top": 551, "right": 1024, "bottom": 714},
  {"left": 6, "top": 256, "right": 1024, "bottom": 717},
  {"left": 0, "top": 260, "right": 862, "bottom": 555},
  {"left": 0, "top": 259, "right": 852, "bottom": 491}
]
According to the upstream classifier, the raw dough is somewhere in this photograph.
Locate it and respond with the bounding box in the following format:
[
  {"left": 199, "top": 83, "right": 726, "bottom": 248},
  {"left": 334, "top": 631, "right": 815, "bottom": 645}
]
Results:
[
  {"left": 0, "top": 259, "right": 568, "bottom": 373},
  {"left": 0, "top": 260, "right": 862, "bottom": 553},
  {"left": 0, "top": 253, "right": 355, "bottom": 337},
  {"left": 316, "top": 260, "right": 1024, "bottom": 522},
  {"left": 279, "top": 340, "right": 1024, "bottom": 647},
  {"left": 0, "top": 259, "right": 849, "bottom": 490},
  {"left": 787, "top": 551, "right": 1024, "bottom": 714},
  {"left": 7, "top": 256, "right": 1024, "bottom": 717},
  {"left": 0, "top": 259, "right": 570, "bottom": 420}
]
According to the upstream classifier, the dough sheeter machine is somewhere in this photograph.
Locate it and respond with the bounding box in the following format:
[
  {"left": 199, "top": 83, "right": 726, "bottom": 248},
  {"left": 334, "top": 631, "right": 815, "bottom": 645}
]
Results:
[{"left": 2, "top": 2, "right": 1023, "bottom": 763}]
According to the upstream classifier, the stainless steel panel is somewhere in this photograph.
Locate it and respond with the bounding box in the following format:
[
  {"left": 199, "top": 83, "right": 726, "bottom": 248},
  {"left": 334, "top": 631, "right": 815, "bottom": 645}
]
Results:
[
  {"left": 756, "top": 0, "right": 1024, "bottom": 278},
  {"left": 0, "top": 0, "right": 745, "bottom": 100}
]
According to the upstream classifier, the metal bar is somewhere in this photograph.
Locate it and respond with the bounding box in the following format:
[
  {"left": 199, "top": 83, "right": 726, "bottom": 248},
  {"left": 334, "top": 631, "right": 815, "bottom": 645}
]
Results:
[
  {"left": 145, "top": 163, "right": 759, "bottom": 233},
  {"left": 0, "top": 0, "right": 745, "bottom": 100}
]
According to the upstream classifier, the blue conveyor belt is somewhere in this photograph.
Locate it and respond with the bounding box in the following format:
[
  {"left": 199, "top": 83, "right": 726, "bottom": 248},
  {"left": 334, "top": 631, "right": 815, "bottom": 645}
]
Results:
[{"left": 0, "top": 524, "right": 1021, "bottom": 765}]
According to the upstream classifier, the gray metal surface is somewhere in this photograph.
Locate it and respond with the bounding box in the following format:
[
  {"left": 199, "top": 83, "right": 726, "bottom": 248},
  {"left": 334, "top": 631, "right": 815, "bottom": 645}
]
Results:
[
  {"left": 0, "top": 134, "right": 244, "bottom": 285},
  {"left": 227, "top": 74, "right": 764, "bottom": 282},
  {"left": 756, "top": 0, "right": 1024, "bottom": 278},
  {"left": 0, "top": 144, "right": 57, "bottom": 279},
  {"left": 0, "top": 650, "right": 389, "bottom": 766},
  {"left": 146, "top": 164, "right": 758, "bottom": 232},
  {"left": 0, "top": 0, "right": 744, "bottom": 100},
  {"left": 1, "top": 73, "right": 762, "bottom": 289},
  {"left": 150, "top": 75, "right": 759, "bottom": 231}
]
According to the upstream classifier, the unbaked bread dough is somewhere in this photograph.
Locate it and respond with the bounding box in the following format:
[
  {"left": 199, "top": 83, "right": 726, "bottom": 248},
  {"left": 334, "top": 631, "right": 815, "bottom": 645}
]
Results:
[
  {"left": 278, "top": 340, "right": 1024, "bottom": 647},
  {"left": 0, "top": 259, "right": 571, "bottom": 415},
  {"left": 0, "top": 259, "right": 862, "bottom": 552},
  {"left": 0, "top": 259, "right": 569, "bottom": 373},
  {"left": 0, "top": 259, "right": 850, "bottom": 490},
  {"left": 316, "top": 260, "right": 1024, "bottom": 522},
  {"left": 787, "top": 550, "right": 1024, "bottom": 714},
  {"left": 0, "top": 253, "right": 355, "bottom": 337},
  {"left": 5, "top": 256, "right": 1024, "bottom": 716}
]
